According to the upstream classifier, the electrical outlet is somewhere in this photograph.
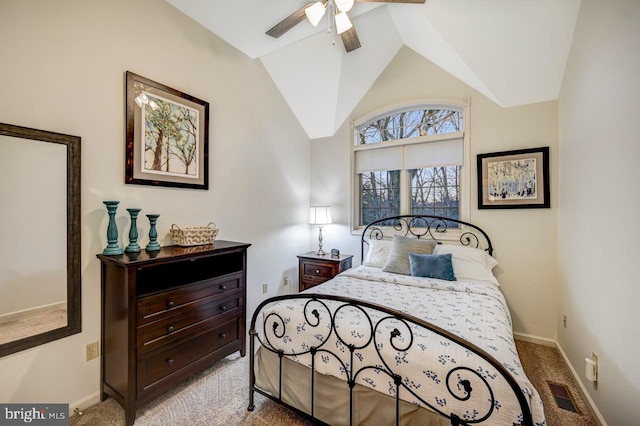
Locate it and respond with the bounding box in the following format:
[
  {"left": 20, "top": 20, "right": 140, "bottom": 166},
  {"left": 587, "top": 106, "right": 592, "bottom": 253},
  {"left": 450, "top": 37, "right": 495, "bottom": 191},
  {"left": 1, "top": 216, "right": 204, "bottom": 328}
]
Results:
[
  {"left": 563, "top": 314, "right": 567, "bottom": 329},
  {"left": 86, "top": 341, "right": 99, "bottom": 361},
  {"left": 262, "top": 283, "right": 268, "bottom": 294},
  {"left": 283, "top": 276, "right": 290, "bottom": 286}
]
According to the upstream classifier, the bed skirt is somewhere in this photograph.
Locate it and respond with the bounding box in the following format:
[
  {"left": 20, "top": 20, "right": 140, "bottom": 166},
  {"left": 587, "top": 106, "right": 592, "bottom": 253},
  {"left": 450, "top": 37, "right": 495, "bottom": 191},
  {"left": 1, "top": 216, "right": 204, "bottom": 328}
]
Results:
[{"left": 254, "top": 346, "right": 451, "bottom": 425}]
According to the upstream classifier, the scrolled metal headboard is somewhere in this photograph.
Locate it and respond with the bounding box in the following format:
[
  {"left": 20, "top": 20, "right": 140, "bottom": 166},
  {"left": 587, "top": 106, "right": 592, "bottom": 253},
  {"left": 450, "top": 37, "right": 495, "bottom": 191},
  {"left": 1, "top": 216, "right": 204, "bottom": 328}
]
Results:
[{"left": 360, "top": 215, "right": 493, "bottom": 263}]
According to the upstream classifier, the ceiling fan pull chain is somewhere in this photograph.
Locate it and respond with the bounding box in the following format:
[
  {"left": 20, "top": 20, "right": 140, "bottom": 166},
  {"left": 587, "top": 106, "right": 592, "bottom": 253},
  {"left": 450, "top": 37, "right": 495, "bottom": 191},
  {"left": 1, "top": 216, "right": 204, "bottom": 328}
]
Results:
[{"left": 329, "top": 1, "right": 336, "bottom": 45}]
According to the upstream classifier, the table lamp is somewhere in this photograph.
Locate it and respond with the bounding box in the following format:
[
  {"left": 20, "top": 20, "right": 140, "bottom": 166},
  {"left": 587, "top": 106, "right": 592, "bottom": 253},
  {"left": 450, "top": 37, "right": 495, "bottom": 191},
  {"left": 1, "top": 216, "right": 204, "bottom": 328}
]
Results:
[{"left": 309, "top": 206, "right": 332, "bottom": 256}]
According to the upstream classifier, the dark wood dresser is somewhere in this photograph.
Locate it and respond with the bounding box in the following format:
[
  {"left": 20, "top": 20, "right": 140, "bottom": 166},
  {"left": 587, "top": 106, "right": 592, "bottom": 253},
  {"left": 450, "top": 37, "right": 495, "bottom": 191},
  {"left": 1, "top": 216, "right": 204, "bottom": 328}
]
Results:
[
  {"left": 297, "top": 251, "right": 353, "bottom": 292},
  {"left": 97, "top": 241, "right": 250, "bottom": 426}
]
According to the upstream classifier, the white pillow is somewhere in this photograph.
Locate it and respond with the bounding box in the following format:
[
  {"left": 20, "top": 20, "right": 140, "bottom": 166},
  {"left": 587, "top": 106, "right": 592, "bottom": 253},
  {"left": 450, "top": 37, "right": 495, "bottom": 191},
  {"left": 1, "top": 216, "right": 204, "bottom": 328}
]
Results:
[
  {"left": 433, "top": 244, "right": 499, "bottom": 286},
  {"left": 362, "top": 239, "right": 393, "bottom": 268}
]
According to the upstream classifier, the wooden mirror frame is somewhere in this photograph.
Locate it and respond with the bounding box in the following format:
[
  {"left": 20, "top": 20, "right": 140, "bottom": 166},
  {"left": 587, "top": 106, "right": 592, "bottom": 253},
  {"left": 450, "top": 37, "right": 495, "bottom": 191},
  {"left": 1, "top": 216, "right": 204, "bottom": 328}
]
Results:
[{"left": 0, "top": 123, "right": 81, "bottom": 357}]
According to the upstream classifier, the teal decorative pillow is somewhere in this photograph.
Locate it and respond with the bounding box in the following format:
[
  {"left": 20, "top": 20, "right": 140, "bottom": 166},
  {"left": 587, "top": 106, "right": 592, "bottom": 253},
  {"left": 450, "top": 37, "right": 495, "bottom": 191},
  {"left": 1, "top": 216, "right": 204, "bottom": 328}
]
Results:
[
  {"left": 408, "top": 253, "right": 457, "bottom": 281},
  {"left": 382, "top": 234, "right": 436, "bottom": 275}
]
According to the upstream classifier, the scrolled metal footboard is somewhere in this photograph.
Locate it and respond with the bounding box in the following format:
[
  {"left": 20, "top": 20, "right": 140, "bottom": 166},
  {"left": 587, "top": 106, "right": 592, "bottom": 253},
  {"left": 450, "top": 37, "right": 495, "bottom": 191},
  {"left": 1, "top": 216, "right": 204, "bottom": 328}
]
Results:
[{"left": 247, "top": 294, "right": 533, "bottom": 426}]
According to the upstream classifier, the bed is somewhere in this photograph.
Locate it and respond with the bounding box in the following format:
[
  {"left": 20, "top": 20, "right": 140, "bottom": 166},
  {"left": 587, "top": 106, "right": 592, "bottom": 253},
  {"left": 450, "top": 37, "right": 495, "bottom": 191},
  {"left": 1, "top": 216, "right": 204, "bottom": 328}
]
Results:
[{"left": 248, "top": 215, "right": 545, "bottom": 426}]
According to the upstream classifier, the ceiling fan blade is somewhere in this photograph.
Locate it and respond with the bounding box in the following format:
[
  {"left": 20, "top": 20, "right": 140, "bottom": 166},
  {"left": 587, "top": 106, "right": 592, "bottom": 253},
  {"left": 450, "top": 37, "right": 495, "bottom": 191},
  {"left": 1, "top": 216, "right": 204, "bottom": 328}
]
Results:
[
  {"left": 356, "top": 0, "right": 425, "bottom": 3},
  {"left": 266, "top": 2, "right": 322, "bottom": 38},
  {"left": 340, "top": 21, "right": 361, "bottom": 53}
]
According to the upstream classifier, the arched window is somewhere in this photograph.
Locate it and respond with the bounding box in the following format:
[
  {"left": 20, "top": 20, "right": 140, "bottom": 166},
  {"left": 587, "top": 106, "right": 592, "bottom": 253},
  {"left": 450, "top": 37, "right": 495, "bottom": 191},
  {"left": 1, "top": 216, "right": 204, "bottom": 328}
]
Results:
[{"left": 352, "top": 100, "right": 470, "bottom": 229}]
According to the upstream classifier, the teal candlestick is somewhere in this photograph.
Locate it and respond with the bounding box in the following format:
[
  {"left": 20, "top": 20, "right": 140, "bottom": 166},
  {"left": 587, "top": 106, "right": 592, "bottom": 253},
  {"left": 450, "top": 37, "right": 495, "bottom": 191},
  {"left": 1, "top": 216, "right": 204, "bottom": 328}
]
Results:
[
  {"left": 125, "top": 208, "right": 142, "bottom": 253},
  {"left": 102, "top": 201, "right": 124, "bottom": 255},
  {"left": 146, "top": 214, "right": 161, "bottom": 252}
]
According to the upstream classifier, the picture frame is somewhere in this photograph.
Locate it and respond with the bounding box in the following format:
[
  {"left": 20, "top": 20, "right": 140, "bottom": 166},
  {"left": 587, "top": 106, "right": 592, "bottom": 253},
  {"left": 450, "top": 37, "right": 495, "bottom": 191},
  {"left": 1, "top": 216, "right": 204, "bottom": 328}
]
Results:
[
  {"left": 125, "top": 71, "right": 209, "bottom": 190},
  {"left": 477, "top": 147, "right": 550, "bottom": 209}
]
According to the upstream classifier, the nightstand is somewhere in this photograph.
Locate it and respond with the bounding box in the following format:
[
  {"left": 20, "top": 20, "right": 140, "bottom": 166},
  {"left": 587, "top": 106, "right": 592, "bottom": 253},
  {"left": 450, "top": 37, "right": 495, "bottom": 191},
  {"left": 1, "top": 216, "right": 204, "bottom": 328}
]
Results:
[{"left": 297, "top": 252, "right": 353, "bottom": 292}]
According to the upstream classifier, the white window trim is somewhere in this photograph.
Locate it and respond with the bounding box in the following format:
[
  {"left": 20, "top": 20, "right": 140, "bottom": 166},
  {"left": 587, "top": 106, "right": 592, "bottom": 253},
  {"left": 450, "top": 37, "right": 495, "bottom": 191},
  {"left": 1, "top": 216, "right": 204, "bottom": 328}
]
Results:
[{"left": 350, "top": 98, "right": 471, "bottom": 237}]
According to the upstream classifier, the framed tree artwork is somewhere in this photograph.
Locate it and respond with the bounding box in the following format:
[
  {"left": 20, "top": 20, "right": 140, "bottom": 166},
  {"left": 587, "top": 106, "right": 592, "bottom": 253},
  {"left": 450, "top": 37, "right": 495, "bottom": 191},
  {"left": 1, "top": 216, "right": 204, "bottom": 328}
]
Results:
[
  {"left": 125, "top": 71, "right": 209, "bottom": 190},
  {"left": 477, "top": 147, "right": 550, "bottom": 209}
]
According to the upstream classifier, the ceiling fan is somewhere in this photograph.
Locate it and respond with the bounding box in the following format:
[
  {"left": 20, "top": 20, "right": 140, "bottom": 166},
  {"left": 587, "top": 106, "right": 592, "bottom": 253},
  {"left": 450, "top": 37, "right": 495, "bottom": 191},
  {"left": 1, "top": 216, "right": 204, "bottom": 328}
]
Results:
[{"left": 266, "top": 0, "right": 426, "bottom": 53}]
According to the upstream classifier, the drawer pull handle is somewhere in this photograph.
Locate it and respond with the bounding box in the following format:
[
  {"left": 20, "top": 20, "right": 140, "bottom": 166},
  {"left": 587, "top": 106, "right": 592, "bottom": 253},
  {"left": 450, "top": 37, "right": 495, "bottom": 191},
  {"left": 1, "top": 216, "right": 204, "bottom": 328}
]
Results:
[
  {"left": 168, "top": 301, "right": 175, "bottom": 308},
  {"left": 219, "top": 285, "right": 227, "bottom": 290},
  {"left": 168, "top": 326, "right": 175, "bottom": 333},
  {"left": 219, "top": 333, "right": 227, "bottom": 339},
  {"left": 220, "top": 305, "right": 227, "bottom": 311},
  {"left": 167, "top": 358, "right": 174, "bottom": 365},
  {"left": 315, "top": 269, "right": 320, "bottom": 274}
]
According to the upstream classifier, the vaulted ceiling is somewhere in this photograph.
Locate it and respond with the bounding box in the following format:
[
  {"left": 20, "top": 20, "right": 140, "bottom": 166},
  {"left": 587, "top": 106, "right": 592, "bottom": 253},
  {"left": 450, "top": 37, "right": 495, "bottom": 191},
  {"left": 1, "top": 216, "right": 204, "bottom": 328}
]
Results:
[{"left": 166, "top": 0, "right": 580, "bottom": 139}]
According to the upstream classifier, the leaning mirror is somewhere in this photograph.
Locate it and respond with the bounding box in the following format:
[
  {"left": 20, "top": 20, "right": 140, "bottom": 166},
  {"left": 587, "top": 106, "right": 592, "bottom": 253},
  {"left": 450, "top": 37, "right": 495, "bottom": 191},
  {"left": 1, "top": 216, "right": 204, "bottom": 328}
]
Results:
[{"left": 0, "top": 123, "right": 81, "bottom": 357}]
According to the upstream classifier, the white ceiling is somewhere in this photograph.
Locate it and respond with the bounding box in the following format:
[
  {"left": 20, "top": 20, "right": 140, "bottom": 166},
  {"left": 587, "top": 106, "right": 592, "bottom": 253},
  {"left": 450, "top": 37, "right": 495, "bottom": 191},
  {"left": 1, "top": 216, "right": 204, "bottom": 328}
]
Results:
[{"left": 166, "top": 0, "right": 580, "bottom": 139}]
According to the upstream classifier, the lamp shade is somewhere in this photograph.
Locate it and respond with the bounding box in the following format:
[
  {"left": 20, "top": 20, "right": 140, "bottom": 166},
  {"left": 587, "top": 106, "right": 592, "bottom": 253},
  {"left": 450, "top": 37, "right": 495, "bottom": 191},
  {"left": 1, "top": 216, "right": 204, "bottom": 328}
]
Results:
[
  {"left": 309, "top": 206, "right": 332, "bottom": 225},
  {"left": 335, "top": 0, "right": 354, "bottom": 12},
  {"left": 334, "top": 11, "right": 353, "bottom": 34},
  {"left": 305, "top": 2, "right": 326, "bottom": 27}
]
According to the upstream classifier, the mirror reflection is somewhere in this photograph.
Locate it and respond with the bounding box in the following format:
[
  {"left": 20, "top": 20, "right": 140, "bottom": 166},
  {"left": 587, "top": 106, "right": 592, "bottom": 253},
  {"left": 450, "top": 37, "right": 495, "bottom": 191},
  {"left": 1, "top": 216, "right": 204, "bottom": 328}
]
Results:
[
  {"left": 0, "top": 123, "right": 81, "bottom": 357},
  {"left": 0, "top": 136, "right": 68, "bottom": 344}
]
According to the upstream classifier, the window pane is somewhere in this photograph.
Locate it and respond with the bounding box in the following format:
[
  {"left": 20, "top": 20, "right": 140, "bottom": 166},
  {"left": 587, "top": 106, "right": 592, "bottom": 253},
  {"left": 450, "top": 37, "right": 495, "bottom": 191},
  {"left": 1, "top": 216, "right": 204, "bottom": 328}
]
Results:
[
  {"left": 358, "top": 109, "right": 462, "bottom": 145},
  {"left": 410, "top": 166, "right": 460, "bottom": 226},
  {"left": 359, "top": 170, "right": 401, "bottom": 226}
]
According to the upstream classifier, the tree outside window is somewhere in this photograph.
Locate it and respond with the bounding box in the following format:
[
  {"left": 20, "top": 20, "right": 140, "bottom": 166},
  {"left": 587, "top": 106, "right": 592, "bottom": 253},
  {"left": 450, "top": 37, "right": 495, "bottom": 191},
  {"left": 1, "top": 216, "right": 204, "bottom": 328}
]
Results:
[{"left": 354, "top": 105, "right": 465, "bottom": 227}]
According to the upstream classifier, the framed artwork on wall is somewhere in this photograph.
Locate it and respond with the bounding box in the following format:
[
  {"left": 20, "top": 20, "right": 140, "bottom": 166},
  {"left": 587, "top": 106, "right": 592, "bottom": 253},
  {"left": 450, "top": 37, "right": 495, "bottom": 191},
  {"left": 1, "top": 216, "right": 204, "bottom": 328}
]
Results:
[
  {"left": 477, "top": 147, "right": 550, "bottom": 209},
  {"left": 125, "top": 71, "right": 209, "bottom": 190}
]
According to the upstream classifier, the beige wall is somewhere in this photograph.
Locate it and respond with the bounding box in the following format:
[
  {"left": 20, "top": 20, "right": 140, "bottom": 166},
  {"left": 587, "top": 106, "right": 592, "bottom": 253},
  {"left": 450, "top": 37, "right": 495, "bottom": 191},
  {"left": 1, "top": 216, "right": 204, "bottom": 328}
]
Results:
[
  {"left": 311, "top": 47, "right": 559, "bottom": 340},
  {"left": 0, "top": 0, "right": 310, "bottom": 409},
  {"left": 558, "top": 0, "right": 640, "bottom": 424}
]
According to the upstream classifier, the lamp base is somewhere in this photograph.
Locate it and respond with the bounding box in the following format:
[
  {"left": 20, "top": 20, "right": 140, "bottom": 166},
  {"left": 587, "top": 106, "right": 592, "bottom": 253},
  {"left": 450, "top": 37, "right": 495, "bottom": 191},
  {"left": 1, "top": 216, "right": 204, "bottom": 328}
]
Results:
[{"left": 316, "top": 226, "right": 326, "bottom": 256}]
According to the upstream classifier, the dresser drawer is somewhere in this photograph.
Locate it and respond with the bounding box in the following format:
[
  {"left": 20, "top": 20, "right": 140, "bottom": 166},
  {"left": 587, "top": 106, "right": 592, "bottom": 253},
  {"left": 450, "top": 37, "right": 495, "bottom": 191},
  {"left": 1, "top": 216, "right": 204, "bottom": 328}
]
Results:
[
  {"left": 302, "top": 262, "right": 333, "bottom": 279},
  {"left": 300, "top": 277, "right": 328, "bottom": 291},
  {"left": 302, "top": 274, "right": 330, "bottom": 287},
  {"left": 137, "top": 272, "right": 242, "bottom": 324},
  {"left": 137, "top": 318, "right": 239, "bottom": 395},
  {"left": 137, "top": 295, "right": 242, "bottom": 354}
]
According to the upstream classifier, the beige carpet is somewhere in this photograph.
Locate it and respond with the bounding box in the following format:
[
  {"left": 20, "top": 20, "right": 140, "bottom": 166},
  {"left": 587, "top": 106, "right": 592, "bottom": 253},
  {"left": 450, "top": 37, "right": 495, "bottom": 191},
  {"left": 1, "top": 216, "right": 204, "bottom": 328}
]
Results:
[
  {"left": 71, "top": 352, "right": 311, "bottom": 426},
  {"left": 515, "top": 340, "right": 599, "bottom": 426},
  {"left": 71, "top": 341, "right": 598, "bottom": 426},
  {"left": 0, "top": 304, "right": 67, "bottom": 344}
]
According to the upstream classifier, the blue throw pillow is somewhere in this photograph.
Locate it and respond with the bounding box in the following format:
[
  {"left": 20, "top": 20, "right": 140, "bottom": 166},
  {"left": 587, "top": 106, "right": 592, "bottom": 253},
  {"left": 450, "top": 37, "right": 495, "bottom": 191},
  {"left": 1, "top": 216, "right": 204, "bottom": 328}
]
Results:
[{"left": 408, "top": 253, "right": 457, "bottom": 281}]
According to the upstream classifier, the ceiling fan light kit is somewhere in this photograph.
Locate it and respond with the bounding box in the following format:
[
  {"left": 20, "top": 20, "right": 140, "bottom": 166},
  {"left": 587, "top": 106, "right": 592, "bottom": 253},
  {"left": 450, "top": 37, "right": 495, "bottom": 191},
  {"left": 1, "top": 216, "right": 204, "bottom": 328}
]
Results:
[
  {"left": 268, "top": 0, "right": 426, "bottom": 52},
  {"left": 305, "top": 2, "right": 326, "bottom": 27},
  {"left": 334, "top": 11, "right": 353, "bottom": 34},
  {"left": 335, "top": 0, "right": 355, "bottom": 12}
]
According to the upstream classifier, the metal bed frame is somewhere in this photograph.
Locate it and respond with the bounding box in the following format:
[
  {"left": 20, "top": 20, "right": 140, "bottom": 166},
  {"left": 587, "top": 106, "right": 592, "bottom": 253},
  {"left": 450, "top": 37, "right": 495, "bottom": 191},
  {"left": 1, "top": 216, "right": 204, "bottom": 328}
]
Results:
[{"left": 248, "top": 215, "right": 533, "bottom": 426}]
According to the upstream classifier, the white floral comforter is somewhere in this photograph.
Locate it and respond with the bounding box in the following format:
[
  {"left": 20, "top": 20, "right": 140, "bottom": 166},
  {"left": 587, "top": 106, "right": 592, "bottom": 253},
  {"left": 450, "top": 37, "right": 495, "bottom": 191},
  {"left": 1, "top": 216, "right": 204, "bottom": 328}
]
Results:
[{"left": 260, "top": 266, "right": 546, "bottom": 425}]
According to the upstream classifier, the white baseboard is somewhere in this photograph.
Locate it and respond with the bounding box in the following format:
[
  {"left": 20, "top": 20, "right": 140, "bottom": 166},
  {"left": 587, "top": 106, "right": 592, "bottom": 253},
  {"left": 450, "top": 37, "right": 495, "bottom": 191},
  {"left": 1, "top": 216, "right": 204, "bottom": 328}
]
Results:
[
  {"left": 69, "top": 391, "right": 101, "bottom": 418},
  {"left": 554, "top": 342, "right": 607, "bottom": 426},
  {"left": 513, "top": 332, "right": 556, "bottom": 347}
]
